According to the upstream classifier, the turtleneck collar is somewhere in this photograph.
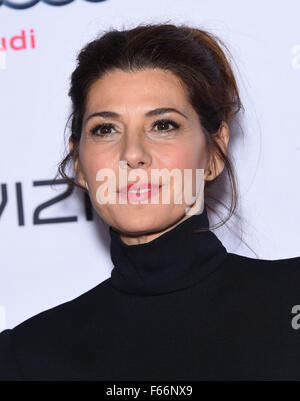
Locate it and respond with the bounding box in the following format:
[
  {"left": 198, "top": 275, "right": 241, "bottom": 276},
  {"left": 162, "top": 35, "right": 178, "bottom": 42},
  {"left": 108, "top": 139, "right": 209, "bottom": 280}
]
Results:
[{"left": 109, "top": 204, "right": 228, "bottom": 296}]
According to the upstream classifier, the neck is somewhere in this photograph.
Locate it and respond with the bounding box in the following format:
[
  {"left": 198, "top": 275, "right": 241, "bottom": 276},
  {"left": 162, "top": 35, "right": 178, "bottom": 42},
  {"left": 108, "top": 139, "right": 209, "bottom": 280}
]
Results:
[
  {"left": 119, "top": 197, "right": 204, "bottom": 245},
  {"left": 119, "top": 212, "right": 192, "bottom": 245},
  {"left": 109, "top": 202, "right": 229, "bottom": 296}
]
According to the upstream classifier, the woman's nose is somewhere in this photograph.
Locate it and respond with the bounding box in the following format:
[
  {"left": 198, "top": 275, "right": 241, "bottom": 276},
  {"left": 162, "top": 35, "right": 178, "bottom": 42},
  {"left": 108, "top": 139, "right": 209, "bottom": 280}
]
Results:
[{"left": 120, "top": 133, "right": 151, "bottom": 169}]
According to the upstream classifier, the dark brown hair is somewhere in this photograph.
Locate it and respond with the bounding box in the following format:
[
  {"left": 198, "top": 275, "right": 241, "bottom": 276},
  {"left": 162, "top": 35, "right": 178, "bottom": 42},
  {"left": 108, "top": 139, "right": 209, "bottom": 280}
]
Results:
[{"left": 56, "top": 22, "right": 255, "bottom": 253}]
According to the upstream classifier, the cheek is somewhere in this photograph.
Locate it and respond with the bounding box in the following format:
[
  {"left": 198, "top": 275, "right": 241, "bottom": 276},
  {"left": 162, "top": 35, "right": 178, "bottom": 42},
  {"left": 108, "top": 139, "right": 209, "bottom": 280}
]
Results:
[
  {"left": 158, "top": 137, "right": 206, "bottom": 202},
  {"left": 79, "top": 144, "right": 115, "bottom": 185},
  {"left": 159, "top": 142, "right": 206, "bottom": 172}
]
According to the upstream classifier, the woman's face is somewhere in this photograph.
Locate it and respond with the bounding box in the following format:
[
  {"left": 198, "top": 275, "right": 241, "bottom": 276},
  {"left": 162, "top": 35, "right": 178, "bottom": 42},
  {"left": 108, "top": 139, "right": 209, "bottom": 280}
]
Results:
[{"left": 74, "top": 68, "right": 215, "bottom": 243}]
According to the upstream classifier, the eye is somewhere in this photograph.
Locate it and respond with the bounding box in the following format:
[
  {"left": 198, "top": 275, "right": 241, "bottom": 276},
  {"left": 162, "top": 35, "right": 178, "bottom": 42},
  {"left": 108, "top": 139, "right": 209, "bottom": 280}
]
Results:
[
  {"left": 89, "top": 123, "right": 117, "bottom": 137},
  {"left": 152, "top": 119, "right": 180, "bottom": 133}
]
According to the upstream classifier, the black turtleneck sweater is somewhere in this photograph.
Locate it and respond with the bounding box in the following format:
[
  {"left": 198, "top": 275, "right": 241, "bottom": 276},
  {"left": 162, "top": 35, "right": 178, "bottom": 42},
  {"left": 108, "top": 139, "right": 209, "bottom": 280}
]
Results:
[{"left": 1, "top": 206, "right": 300, "bottom": 380}]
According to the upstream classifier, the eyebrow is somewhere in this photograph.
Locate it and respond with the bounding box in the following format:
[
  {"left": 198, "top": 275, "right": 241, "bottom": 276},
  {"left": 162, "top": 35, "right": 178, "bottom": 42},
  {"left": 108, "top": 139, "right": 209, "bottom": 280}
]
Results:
[{"left": 83, "top": 107, "right": 188, "bottom": 127}]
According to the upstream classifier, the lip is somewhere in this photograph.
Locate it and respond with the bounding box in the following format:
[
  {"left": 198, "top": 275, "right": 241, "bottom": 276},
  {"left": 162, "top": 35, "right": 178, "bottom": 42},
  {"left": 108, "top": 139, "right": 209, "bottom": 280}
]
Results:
[
  {"left": 117, "top": 182, "right": 162, "bottom": 202},
  {"left": 118, "top": 182, "right": 161, "bottom": 194}
]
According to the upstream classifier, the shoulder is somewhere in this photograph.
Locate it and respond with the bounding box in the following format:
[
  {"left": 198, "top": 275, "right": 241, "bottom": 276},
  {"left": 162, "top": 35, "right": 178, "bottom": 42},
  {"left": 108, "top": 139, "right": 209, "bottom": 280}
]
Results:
[
  {"left": 12, "top": 277, "right": 112, "bottom": 334},
  {"left": 222, "top": 252, "right": 300, "bottom": 296},
  {"left": 13, "top": 277, "right": 112, "bottom": 334},
  {"left": 0, "top": 277, "right": 112, "bottom": 379},
  {"left": 0, "top": 329, "right": 22, "bottom": 380},
  {"left": 225, "top": 252, "right": 300, "bottom": 273}
]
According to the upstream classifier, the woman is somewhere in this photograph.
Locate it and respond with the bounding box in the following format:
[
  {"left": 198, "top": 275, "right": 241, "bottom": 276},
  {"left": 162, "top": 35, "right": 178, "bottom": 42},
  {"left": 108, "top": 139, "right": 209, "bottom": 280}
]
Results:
[{"left": 0, "top": 23, "right": 299, "bottom": 381}]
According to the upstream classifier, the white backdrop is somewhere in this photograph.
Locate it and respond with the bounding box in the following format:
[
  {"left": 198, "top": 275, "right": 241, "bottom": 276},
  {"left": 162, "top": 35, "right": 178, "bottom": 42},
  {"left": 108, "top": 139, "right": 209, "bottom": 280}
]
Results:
[{"left": 0, "top": 0, "right": 299, "bottom": 331}]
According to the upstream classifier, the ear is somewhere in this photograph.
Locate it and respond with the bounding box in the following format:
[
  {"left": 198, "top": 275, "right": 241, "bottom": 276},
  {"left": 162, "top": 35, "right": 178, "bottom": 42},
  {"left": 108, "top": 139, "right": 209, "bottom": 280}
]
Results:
[
  {"left": 204, "top": 121, "right": 230, "bottom": 182},
  {"left": 68, "top": 137, "right": 87, "bottom": 189}
]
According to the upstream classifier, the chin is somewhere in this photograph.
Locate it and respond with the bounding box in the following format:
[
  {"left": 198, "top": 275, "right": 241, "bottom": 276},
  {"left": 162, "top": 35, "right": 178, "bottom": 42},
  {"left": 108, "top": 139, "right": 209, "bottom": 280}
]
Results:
[
  {"left": 112, "top": 209, "right": 166, "bottom": 236},
  {"left": 118, "top": 219, "right": 162, "bottom": 236},
  {"left": 100, "top": 204, "right": 185, "bottom": 236}
]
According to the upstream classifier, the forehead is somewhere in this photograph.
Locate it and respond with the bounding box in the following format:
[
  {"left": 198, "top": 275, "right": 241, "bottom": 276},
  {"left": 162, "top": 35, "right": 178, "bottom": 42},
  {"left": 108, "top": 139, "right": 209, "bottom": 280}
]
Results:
[{"left": 84, "top": 68, "right": 191, "bottom": 115}]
